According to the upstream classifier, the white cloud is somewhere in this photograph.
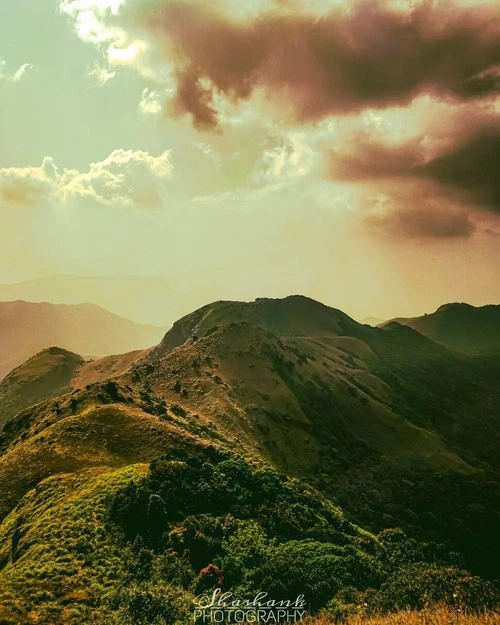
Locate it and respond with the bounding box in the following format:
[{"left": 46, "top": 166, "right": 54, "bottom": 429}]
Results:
[
  {"left": 0, "top": 159, "right": 55, "bottom": 206},
  {"left": 87, "top": 61, "right": 116, "bottom": 84},
  {"left": 59, "top": 0, "right": 126, "bottom": 44},
  {"left": 12, "top": 63, "right": 36, "bottom": 82},
  {"left": 195, "top": 142, "right": 222, "bottom": 165},
  {"left": 60, "top": 149, "right": 173, "bottom": 207},
  {"left": 138, "top": 88, "right": 162, "bottom": 114},
  {"left": 0, "top": 60, "right": 36, "bottom": 83},
  {"left": 0, "top": 149, "right": 173, "bottom": 210},
  {"left": 257, "top": 133, "right": 317, "bottom": 182}
]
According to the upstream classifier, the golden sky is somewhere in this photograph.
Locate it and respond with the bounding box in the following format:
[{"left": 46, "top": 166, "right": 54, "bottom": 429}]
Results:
[{"left": 1, "top": 0, "right": 500, "bottom": 320}]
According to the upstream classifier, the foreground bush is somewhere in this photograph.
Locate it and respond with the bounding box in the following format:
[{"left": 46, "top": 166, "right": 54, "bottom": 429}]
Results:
[{"left": 106, "top": 450, "right": 499, "bottom": 621}]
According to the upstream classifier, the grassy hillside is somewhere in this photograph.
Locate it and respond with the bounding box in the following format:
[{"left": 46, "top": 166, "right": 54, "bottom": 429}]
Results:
[
  {"left": 149, "top": 295, "right": 372, "bottom": 361},
  {"left": 129, "top": 308, "right": 500, "bottom": 579},
  {"left": 1, "top": 298, "right": 498, "bottom": 579},
  {"left": 0, "top": 348, "right": 84, "bottom": 430},
  {"left": 135, "top": 322, "right": 469, "bottom": 476},
  {"left": 0, "top": 464, "right": 147, "bottom": 624},
  {"left": 384, "top": 303, "right": 500, "bottom": 355},
  {"left": 0, "top": 347, "right": 150, "bottom": 429},
  {"left": 0, "top": 300, "right": 166, "bottom": 380},
  {"left": 0, "top": 296, "right": 499, "bottom": 622},
  {"left": 71, "top": 349, "right": 150, "bottom": 389},
  {"left": 0, "top": 392, "right": 218, "bottom": 521}
]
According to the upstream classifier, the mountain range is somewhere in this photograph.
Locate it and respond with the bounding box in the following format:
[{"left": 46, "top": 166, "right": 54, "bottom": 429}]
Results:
[
  {"left": 0, "top": 296, "right": 498, "bottom": 624},
  {"left": 0, "top": 275, "right": 209, "bottom": 326},
  {"left": 0, "top": 300, "right": 165, "bottom": 381}
]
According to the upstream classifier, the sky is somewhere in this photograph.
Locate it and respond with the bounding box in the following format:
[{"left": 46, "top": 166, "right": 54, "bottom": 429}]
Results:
[{"left": 1, "top": 0, "right": 500, "bottom": 321}]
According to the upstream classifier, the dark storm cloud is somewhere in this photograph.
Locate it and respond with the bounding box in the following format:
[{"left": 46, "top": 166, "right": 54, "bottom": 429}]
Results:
[
  {"left": 144, "top": 0, "right": 500, "bottom": 127},
  {"left": 422, "top": 128, "right": 500, "bottom": 213},
  {"left": 329, "top": 140, "right": 423, "bottom": 180},
  {"left": 328, "top": 123, "right": 500, "bottom": 216},
  {"left": 367, "top": 203, "right": 477, "bottom": 239},
  {"left": 173, "top": 67, "right": 219, "bottom": 130}
]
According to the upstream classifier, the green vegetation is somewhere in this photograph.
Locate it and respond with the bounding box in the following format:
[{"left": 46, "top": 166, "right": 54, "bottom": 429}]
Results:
[
  {"left": 0, "top": 465, "right": 147, "bottom": 624},
  {"left": 0, "top": 296, "right": 499, "bottom": 623},
  {"left": 385, "top": 303, "right": 500, "bottom": 356},
  {"left": 1, "top": 449, "right": 495, "bottom": 624},
  {"left": 310, "top": 607, "right": 500, "bottom": 625},
  {"left": 104, "top": 450, "right": 497, "bottom": 622}
]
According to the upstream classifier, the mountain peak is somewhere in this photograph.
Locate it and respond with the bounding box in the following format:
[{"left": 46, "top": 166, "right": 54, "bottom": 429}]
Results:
[
  {"left": 436, "top": 302, "right": 475, "bottom": 313},
  {"left": 385, "top": 302, "right": 500, "bottom": 354},
  {"left": 149, "top": 295, "right": 368, "bottom": 362}
]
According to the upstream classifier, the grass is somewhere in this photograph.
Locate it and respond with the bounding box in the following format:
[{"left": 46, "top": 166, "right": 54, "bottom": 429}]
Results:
[
  {"left": 0, "top": 464, "right": 148, "bottom": 624},
  {"left": 0, "top": 348, "right": 83, "bottom": 429},
  {"left": 0, "top": 401, "right": 213, "bottom": 520},
  {"left": 308, "top": 606, "right": 500, "bottom": 625}
]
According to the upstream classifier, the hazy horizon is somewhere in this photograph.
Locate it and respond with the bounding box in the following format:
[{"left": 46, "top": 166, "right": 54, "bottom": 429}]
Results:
[{"left": 0, "top": 272, "right": 498, "bottom": 325}]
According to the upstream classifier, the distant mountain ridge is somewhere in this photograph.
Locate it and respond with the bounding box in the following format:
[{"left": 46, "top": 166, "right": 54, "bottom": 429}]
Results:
[
  {"left": 360, "top": 316, "right": 386, "bottom": 326},
  {"left": 383, "top": 302, "right": 500, "bottom": 355},
  {"left": 0, "top": 300, "right": 165, "bottom": 380},
  {"left": 0, "top": 274, "right": 209, "bottom": 326}
]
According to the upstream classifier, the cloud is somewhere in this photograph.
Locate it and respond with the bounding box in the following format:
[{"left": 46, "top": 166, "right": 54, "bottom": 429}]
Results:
[
  {"left": 138, "top": 88, "right": 162, "bottom": 114},
  {"left": 59, "top": 0, "right": 500, "bottom": 128},
  {"left": 60, "top": 149, "right": 173, "bottom": 207},
  {"left": 329, "top": 138, "right": 423, "bottom": 181},
  {"left": 0, "top": 158, "right": 56, "bottom": 207},
  {"left": 87, "top": 61, "right": 116, "bottom": 84},
  {"left": 324, "top": 102, "right": 500, "bottom": 217},
  {"left": 130, "top": 0, "right": 500, "bottom": 128},
  {"left": 0, "top": 60, "right": 37, "bottom": 83},
  {"left": 12, "top": 63, "right": 36, "bottom": 82},
  {"left": 422, "top": 128, "right": 500, "bottom": 213},
  {"left": 256, "top": 133, "right": 317, "bottom": 182},
  {"left": 0, "top": 149, "right": 173, "bottom": 210},
  {"left": 365, "top": 187, "right": 477, "bottom": 239},
  {"left": 59, "top": 0, "right": 126, "bottom": 45},
  {"left": 52, "top": 1, "right": 500, "bottom": 242},
  {"left": 59, "top": 0, "right": 167, "bottom": 82}
]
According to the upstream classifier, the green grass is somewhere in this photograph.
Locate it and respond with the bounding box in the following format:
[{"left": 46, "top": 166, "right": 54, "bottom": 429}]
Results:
[{"left": 0, "top": 464, "right": 147, "bottom": 624}]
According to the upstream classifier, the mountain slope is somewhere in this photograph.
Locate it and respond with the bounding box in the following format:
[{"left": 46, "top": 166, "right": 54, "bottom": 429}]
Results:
[
  {"left": 150, "top": 295, "right": 372, "bottom": 361},
  {"left": 384, "top": 303, "right": 500, "bottom": 355},
  {"left": 0, "top": 431, "right": 495, "bottom": 624},
  {"left": 0, "top": 295, "right": 499, "bottom": 593},
  {"left": 138, "top": 322, "right": 469, "bottom": 478},
  {"left": 0, "top": 347, "right": 84, "bottom": 430},
  {"left": 0, "top": 274, "right": 208, "bottom": 326},
  {"left": 0, "top": 301, "right": 166, "bottom": 380},
  {"left": 0, "top": 347, "right": 149, "bottom": 429}
]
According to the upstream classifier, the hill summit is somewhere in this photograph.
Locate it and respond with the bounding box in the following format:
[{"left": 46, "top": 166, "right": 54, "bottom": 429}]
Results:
[
  {"left": 384, "top": 302, "right": 500, "bottom": 355},
  {"left": 150, "top": 295, "right": 371, "bottom": 361}
]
